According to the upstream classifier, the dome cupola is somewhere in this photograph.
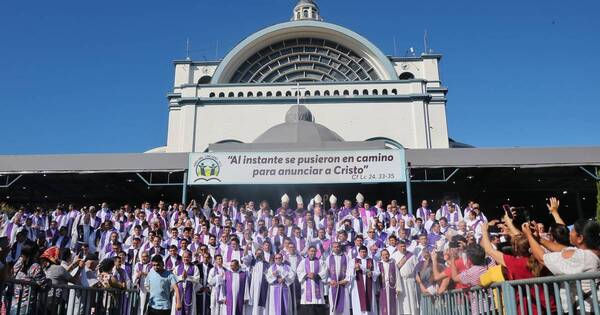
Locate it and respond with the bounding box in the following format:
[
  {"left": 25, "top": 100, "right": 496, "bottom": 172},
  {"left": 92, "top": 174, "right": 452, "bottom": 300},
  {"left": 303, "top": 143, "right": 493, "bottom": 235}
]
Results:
[{"left": 292, "top": 0, "right": 323, "bottom": 21}]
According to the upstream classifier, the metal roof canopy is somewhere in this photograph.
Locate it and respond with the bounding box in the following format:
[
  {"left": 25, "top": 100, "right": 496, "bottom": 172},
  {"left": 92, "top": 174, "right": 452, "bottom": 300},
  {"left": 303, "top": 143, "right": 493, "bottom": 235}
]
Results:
[
  {"left": 406, "top": 147, "right": 600, "bottom": 168},
  {"left": 0, "top": 153, "right": 189, "bottom": 174},
  {"left": 0, "top": 147, "right": 599, "bottom": 175}
]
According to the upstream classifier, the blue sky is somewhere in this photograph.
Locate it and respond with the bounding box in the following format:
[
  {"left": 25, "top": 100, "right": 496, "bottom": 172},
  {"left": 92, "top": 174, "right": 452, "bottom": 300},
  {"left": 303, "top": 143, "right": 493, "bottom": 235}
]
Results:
[{"left": 0, "top": 0, "right": 598, "bottom": 154}]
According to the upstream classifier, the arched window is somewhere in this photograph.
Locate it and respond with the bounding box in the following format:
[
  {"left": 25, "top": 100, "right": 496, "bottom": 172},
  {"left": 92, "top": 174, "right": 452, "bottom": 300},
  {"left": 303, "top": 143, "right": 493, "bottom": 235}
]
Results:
[
  {"left": 209, "top": 92, "right": 215, "bottom": 98},
  {"left": 198, "top": 76, "right": 211, "bottom": 84},
  {"left": 324, "top": 90, "right": 330, "bottom": 96},
  {"left": 257, "top": 91, "right": 263, "bottom": 97},
  {"left": 266, "top": 91, "right": 273, "bottom": 97},
  {"left": 343, "top": 90, "right": 349, "bottom": 96},
  {"left": 391, "top": 89, "right": 398, "bottom": 95},
  {"left": 362, "top": 89, "right": 369, "bottom": 95},
  {"left": 276, "top": 91, "right": 282, "bottom": 97},
  {"left": 353, "top": 90, "right": 359, "bottom": 95},
  {"left": 237, "top": 92, "right": 244, "bottom": 97},
  {"left": 297, "top": 12, "right": 301, "bottom": 19},
  {"left": 228, "top": 92, "right": 235, "bottom": 97},
  {"left": 382, "top": 89, "right": 388, "bottom": 95},
  {"left": 247, "top": 92, "right": 253, "bottom": 97},
  {"left": 333, "top": 90, "right": 340, "bottom": 96},
  {"left": 285, "top": 91, "right": 292, "bottom": 97},
  {"left": 218, "top": 92, "right": 225, "bottom": 98},
  {"left": 304, "top": 90, "right": 311, "bottom": 96},
  {"left": 314, "top": 90, "right": 321, "bottom": 96},
  {"left": 399, "top": 72, "right": 415, "bottom": 80},
  {"left": 303, "top": 9, "right": 309, "bottom": 18},
  {"left": 372, "top": 89, "right": 379, "bottom": 95}
]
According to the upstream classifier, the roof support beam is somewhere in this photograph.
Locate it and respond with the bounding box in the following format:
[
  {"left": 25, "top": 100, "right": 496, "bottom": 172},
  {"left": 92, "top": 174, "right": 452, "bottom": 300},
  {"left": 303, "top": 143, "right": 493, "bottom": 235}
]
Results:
[{"left": 0, "top": 175, "right": 22, "bottom": 188}]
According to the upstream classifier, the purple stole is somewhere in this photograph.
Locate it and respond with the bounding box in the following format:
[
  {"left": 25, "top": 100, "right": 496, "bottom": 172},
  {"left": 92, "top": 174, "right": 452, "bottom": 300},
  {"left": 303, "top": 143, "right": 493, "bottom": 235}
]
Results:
[
  {"left": 338, "top": 207, "right": 352, "bottom": 219},
  {"left": 294, "top": 237, "right": 306, "bottom": 252},
  {"left": 114, "top": 267, "right": 126, "bottom": 283},
  {"left": 92, "top": 217, "right": 101, "bottom": 229},
  {"left": 417, "top": 207, "right": 430, "bottom": 219},
  {"left": 302, "top": 227, "right": 316, "bottom": 239},
  {"left": 378, "top": 261, "right": 397, "bottom": 315},
  {"left": 176, "top": 264, "right": 195, "bottom": 315},
  {"left": 270, "top": 264, "right": 291, "bottom": 315},
  {"left": 440, "top": 205, "right": 450, "bottom": 217},
  {"left": 304, "top": 258, "right": 322, "bottom": 302},
  {"left": 359, "top": 208, "right": 370, "bottom": 227},
  {"left": 470, "top": 219, "right": 483, "bottom": 231},
  {"left": 199, "top": 234, "right": 209, "bottom": 245},
  {"left": 349, "top": 247, "right": 359, "bottom": 259},
  {"left": 135, "top": 263, "right": 151, "bottom": 286},
  {"left": 189, "top": 242, "right": 201, "bottom": 253},
  {"left": 225, "top": 270, "right": 247, "bottom": 315},
  {"left": 447, "top": 211, "right": 460, "bottom": 225},
  {"left": 226, "top": 247, "right": 242, "bottom": 262},
  {"left": 328, "top": 255, "right": 347, "bottom": 314},
  {"left": 254, "top": 261, "right": 269, "bottom": 307},
  {"left": 55, "top": 214, "right": 64, "bottom": 227},
  {"left": 165, "top": 256, "right": 181, "bottom": 271},
  {"left": 210, "top": 226, "right": 221, "bottom": 237},
  {"left": 355, "top": 258, "right": 374, "bottom": 312},
  {"left": 5, "top": 222, "right": 15, "bottom": 239}
]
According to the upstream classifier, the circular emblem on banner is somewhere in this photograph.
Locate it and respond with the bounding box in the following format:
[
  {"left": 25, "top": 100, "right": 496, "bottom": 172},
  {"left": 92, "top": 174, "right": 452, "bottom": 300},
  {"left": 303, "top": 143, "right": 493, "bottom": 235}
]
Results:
[{"left": 193, "top": 155, "right": 222, "bottom": 182}]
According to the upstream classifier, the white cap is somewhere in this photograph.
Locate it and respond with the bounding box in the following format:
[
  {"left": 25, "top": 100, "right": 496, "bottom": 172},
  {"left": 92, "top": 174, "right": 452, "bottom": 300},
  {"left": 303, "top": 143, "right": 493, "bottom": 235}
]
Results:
[
  {"left": 296, "top": 195, "right": 304, "bottom": 205},
  {"left": 356, "top": 193, "right": 364, "bottom": 203},
  {"left": 329, "top": 194, "right": 337, "bottom": 204},
  {"left": 314, "top": 194, "right": 322, "bottom": 203},
  {"left": 281, "top": 194, "right": 290, "bottom": 203}
]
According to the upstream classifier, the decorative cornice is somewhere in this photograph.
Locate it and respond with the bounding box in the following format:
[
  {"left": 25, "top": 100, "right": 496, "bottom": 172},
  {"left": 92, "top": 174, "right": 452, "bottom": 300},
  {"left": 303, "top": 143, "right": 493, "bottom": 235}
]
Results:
[{"left": 169, "top": 94, "right": 433, "bottom": 107}]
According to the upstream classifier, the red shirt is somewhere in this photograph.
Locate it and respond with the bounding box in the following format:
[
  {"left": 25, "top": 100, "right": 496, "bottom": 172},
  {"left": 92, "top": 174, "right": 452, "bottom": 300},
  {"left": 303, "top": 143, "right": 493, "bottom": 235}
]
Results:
[
  {"left": 503, "top": 254, "right": 556, "bottom": 314},
  {"left": 443, "top": 258, "right": 468, "bottom": 289}
]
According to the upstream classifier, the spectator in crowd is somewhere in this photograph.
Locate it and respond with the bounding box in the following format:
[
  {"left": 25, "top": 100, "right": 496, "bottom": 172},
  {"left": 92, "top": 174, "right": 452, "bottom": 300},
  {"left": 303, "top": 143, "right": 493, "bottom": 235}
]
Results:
[
  {"left": 10, "top": 242, "right": 46, "bottom": 313},
  {"left": 449, "top": 244, "right": 490, "bottom": 314},
  {"left": 480, "top": 220, "right": 555, "bottom": 314},
  {"left": 144, "top": 255, "right": 181, "bottom": 315}
]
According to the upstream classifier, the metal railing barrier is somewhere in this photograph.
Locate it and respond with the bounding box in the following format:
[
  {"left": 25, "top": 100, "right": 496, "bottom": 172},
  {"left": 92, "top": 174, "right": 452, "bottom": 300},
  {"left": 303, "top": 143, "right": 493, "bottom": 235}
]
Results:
[
  {"left": 1, "top": 279, "right": 140, "bottom": 315},
  {"left": 420, "top": 271, "right": 600, "bottom": 315}
]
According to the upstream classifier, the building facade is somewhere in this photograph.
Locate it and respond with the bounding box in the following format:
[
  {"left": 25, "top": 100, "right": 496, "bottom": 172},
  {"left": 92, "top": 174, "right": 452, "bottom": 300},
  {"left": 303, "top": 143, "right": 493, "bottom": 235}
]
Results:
[{"left": 161, "top": 0, "right": 449, "bottom": 153}]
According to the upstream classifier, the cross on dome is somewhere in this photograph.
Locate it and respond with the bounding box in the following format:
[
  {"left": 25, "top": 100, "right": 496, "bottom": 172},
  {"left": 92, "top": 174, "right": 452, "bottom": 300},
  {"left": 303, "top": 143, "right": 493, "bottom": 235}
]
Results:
[{"left": 291, "top": 0, "right": 323, "bottom": 21}]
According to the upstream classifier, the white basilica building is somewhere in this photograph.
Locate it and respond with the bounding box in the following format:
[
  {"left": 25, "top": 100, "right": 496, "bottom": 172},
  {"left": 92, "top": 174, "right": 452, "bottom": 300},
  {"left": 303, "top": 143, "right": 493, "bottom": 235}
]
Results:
[{"left": 159, "top": 0, "right": 450, "bottom": 153}]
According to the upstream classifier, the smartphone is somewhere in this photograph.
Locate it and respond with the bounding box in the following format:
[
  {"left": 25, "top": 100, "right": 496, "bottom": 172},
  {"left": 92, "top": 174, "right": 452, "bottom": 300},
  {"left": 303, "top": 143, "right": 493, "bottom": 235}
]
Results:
[{"left": 502, "top": 204, "right": 512, "bottom": 218}]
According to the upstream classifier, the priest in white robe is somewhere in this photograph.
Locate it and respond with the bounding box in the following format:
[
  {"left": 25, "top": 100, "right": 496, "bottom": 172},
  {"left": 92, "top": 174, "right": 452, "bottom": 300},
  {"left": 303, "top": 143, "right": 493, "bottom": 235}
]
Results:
[
  {"left": 173, "top": 250, "right": 201, "bottom": 315},
  {"left": 246, "top": 249, "right": 270, "bottom": 315},
  {"left": 208, "top": 255, "right": 226, "bottom": 315},
  {"left": 132, "top": 252, "right": 152, "bottom": 315},
  {"left": 296, "top": 246, "right": 328, "bottom": 315},
  {"left": 265, "top": 253, "right": 295, "bottom": 315},
  {"left": 326, "top": 242, "right": 353, "bottom": 315},
  {"left": 391, "top": 241, "right": 419, "bottom": 315},
  {"left": 219, "top": 259, "right": 250, "bottom": 315},
  {"left": 350, "top": 246, "right": 379, "bottom": 315},
  {"left": 378, "top": 249, "right": 397, "bottom": 315}
]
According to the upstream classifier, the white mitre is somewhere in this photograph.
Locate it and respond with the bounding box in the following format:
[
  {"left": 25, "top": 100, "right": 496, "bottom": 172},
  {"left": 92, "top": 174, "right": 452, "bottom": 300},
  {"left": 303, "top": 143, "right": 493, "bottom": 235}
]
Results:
[
  {"left": 329, "top": 194, "right": 337, "bottom": 204},
  {"left": 314, "top": 194, "right": 322, "bottom": 203},
  {"left": 356, "top": 193, "right": 365, "bottom": 203},
  {"left": 296, "top": 195, "right": 304, "bottom": 205},
  {"left": 281, "top": 194, "right": 290, "bottom": 203}
]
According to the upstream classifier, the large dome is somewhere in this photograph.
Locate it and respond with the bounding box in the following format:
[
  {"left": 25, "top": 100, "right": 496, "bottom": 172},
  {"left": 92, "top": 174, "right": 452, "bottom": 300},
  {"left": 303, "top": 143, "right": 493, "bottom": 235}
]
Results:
[
  {"left": 211, "top": 20, "right": 397, "bottom": 84},
  {"left": 254, "top": 105, "right": 344, "bottom": 143}
]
